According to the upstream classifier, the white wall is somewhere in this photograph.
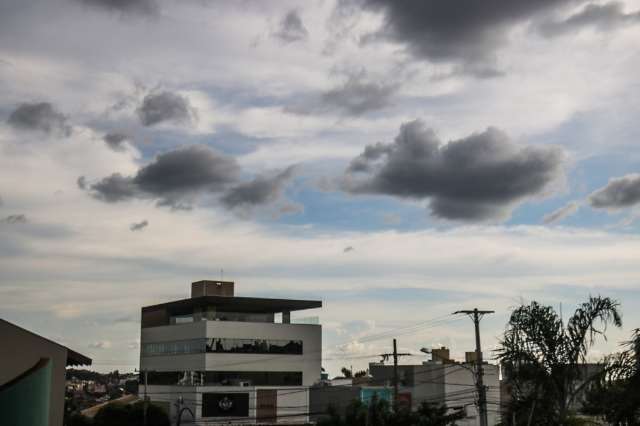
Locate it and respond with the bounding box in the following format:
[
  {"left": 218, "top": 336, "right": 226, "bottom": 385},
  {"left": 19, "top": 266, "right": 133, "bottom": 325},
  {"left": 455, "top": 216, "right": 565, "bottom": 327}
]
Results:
[
  {"left": 443, "top": 363, "right": 500, "bottom": 426},
  {"left": 140, "top": 320, "right": 322, "bottom": 386}
]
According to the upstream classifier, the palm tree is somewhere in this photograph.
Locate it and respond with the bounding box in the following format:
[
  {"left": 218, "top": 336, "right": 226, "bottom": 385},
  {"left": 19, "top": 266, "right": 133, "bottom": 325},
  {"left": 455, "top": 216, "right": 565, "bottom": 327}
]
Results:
[
  {"left": 582, "top": 329, "right": 640, "bottom": 425},
  {"left": 497, "top": 296, "right": 622, "bottom": 425}
]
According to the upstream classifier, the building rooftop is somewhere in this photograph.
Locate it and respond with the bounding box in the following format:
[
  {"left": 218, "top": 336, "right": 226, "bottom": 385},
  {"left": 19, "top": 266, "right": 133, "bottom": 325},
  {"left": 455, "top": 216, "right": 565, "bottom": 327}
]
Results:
[
  {"left": 142, "top": 294, "right": 322, "bottom": 315},
  {"left": 0, "top": 318, "right": 92, "bottom": 366}
]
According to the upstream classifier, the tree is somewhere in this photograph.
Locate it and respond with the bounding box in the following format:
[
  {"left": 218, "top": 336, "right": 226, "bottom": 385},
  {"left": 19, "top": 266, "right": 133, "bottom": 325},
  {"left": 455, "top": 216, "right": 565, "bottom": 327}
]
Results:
[
  {"left": 317, "top": 396, "right": 464, "bottom": 426},
  {"left": 497, "top": 296, "right": 622, "bottom": 425},
  {"left": 414, "top": 402, "right": 466, "bottom": 426},
  {"left": 582, "top": 329, "right": 640, "bottom": 425},
  {"left": 341, "top": 367, "right": 353, "bottom": 378},
  {"left": 93, "top": 401, "right": 169, "bottom": 426}
]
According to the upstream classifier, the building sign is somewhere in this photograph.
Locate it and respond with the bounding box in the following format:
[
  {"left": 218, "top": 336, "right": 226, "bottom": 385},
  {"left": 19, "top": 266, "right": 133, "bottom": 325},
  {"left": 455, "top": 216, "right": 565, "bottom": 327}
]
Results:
[
  {"left": 360, "top": 387, "right": 392, "bottom": 405},
  {"left": 202, "top": 392, "right": 249, "bottom": 418}
]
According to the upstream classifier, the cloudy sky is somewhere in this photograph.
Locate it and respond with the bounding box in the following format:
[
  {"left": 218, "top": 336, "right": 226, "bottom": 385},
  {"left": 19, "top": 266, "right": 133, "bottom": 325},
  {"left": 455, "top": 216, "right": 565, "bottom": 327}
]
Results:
[{"left": 2, "top": 0, "right": 640, "bottom": 375}]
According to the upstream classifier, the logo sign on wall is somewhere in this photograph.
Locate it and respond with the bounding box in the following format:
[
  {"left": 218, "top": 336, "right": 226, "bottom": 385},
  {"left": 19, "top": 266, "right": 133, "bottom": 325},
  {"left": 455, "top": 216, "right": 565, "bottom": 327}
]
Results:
[
  {"left": 218, "top": 396, "right": 233, "bottom": 411},
  {"left": 202, "top": 393, "right": 249, "bottom": 418}
]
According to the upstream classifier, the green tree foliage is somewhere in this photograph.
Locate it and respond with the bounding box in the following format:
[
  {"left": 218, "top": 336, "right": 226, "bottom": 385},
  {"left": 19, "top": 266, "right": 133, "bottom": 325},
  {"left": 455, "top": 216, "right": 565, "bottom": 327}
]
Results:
[
  {"left": 92, "top": 401, "right": 169, "bottom": 426},
  {"left": 341, "top": 367, "right": 353, "bottom": 378},
  {"left": 497, "top": 296, "right": 622, "bottom": 425},
  {"left": 318, "top": 394, "right": 464, "bottom": 426},
  {"left": 582, "top": 329, "right": 640, "bottom": 425}
]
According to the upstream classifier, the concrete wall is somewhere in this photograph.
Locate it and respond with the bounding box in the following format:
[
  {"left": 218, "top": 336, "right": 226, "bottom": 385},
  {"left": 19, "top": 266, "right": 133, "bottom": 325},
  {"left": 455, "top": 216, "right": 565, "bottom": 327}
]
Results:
[
  {"left": 443, "top": 363, "right": 500, "bottom": 426},
  {"left": 143, "top": 385, "right": 309, "bottom": 425},
  {"left": 0, "top": 320, "right": 68, "bottom": 426},
  {"left": 141, "top": 321, "right": 322, "bottom": 386}
]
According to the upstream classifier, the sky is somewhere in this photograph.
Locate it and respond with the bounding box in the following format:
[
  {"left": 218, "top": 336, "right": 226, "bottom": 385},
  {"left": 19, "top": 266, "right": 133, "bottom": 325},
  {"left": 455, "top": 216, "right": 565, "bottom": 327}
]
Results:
[{"left": 2, "top": 0, "right": 640, "bottom": 376}]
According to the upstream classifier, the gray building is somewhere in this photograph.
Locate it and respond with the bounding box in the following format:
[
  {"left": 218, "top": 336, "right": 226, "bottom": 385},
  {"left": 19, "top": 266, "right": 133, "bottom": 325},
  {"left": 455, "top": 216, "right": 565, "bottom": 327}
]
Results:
[
  {"left": 140, "top": 280, "right": 322, "bottom": 425},
  {"left": 0, "top": 319, "right": 92, "bottom": 426},
  {"left": 368, "top": 349, "right": 501, "bottom": 425}
]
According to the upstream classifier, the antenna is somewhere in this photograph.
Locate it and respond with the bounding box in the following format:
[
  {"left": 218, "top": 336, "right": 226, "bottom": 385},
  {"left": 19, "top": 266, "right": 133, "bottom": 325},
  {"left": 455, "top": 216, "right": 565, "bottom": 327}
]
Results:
[{"left": 220, "top": 268, "right": 224, "bottom": 280}]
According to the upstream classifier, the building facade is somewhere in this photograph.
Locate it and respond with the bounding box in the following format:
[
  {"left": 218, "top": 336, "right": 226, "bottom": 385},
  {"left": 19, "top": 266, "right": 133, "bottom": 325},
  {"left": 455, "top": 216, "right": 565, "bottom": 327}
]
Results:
[
  {"left": 0, "top": 319, "right": 92, "bottom": 426},
  {"left": 368, "top": 349, "right": 501, "bottom": 425},
  {"left": 140, "top": 280, "right": 322, "bottom": 425}
]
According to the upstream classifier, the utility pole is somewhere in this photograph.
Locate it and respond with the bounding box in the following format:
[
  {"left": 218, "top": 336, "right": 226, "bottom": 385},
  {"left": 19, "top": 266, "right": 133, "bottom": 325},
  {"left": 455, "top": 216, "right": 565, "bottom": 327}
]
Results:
[
  {"left": 454, "top": 308, "right": 494, "bottom": 426},
  {"left": 378, "top": 339, "right": 411, "bottom": 411},
  {"left": 143, "top": 369, "right": 149, "bottom": 426}
]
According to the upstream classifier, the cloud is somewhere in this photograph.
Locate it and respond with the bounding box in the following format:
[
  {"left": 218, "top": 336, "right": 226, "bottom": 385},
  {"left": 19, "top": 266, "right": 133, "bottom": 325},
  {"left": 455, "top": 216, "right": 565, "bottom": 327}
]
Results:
[
  {"left": 88, "top": 340, "right": 112, "bottom": 349},
  {"left": 76, "top": 0, "right": 158, "bottom": 15},
  {"left": 2, "top": 214, "right": 27, "bottom": 224},
  {"left": 90, "top": 145, "right": 240, "bottom": 208},
  {"left": 358, "top": 0, "right": 578, "bottom": 66},
  {"left": 221, "top": 166, "right": 295, "bottom": 210},
  {"left": 77, "top": 176, "right": 87, "bottom": 190},
  {"left": 287, "top": 73, "right": 398, "bottom": 116},
  {"left": 543, "top": 201, "right": 581, "bottom": 224},
  {"left": 589, "top": 174, "right": 640, "bottom": 210},
  {"left": 103, "top": 132, "right": 129, "bottom": 152},
  {"left": 90, "top": 173, "right": 139, "bottom": 203},
  {"left": 539, "top": 2, "right": 640, "bottom": 37},
  {"left": 342, "top": 120, "right": 565, "bottom": 221},
  {"left": 137, "top": 91, "right": 194, "bottom": 126},
  {"left": 7, "top": 102, "right": 71, "bottom": 136},
  {"left": 273, "top": 10, "right": 309, "bottom": 43},
  {"left": 343, "top": 246, "right": 355, "bottom": 253},
  {"left": 129, "top": 219, "right": 148, "bottom": 231}
]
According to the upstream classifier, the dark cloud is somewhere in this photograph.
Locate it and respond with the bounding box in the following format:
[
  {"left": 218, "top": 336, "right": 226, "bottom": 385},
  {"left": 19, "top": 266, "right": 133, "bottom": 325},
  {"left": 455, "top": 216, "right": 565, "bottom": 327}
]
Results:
[
  {"left": 542, "top": 201, "right": 580, "bottom": 224},
  {"left": 103, "top": 132, "right": 129, "bottom": 151},
  {"left": 137, "top": 91, "right": 193, "bottom": 126},
  {"left": 221, "top": 166, "right": 295, "bottom": 209},
  {"left": 7, "top": 102, "right": 71, "bottom": 136},
  {"left": 589, "top": 174, "right": 640, "bottom": 210},
  {"left": 77, "top": 0, "right": 158, "bottom": 15},
  {"left": 358, "top": 0, "right": 576, "bottom": 65},
  {"left": 129, "top": 219, "right": 148, "bottom": 231},
  {"left": 2, "top": 214, "right": 27, "bottom": 224},
  {"left": 539, "top": 2, "right": 640, "bottom": 37},
  {"left": 343, "top": 120, "right": 564, "bottom": 221},
  {"left": 90, "top": 145, "right": 240, "bottom": 208},
  {"left": 90, "top": 173, "right": 138, "bottom": 203},
  {"left": 273, "top": 10, "right": 309, "bottom": 43},
  {"left": 77, "top": 176, "right": 87, "bottom": 190},
  {"left": 286, "top": 74, "right": 398, "bottom": 116}
]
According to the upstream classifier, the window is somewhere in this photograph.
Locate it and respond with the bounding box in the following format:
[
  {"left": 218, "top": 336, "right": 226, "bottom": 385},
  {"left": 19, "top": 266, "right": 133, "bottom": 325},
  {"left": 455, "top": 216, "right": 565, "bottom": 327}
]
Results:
[
  {"left": 146, "top": 371, "right": 303, "bottom": 386},
  {"left": 206, "top": 338, "right": 303, "bottom": 355},
  {"left": 143, "top": 338, "right": 303, "bottom": 357}
]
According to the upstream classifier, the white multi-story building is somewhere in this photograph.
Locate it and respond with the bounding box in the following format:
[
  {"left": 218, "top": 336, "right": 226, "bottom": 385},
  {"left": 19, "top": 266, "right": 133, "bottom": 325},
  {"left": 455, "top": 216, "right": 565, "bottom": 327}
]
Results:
[{"left": 139, "top": 280, "right": 322, "bottom": 425}]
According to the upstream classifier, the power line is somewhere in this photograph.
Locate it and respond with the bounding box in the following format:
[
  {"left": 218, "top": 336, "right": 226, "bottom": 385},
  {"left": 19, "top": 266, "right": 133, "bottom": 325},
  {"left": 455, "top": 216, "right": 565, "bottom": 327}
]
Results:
[{"left": 453, "top": 308, "right": 495, "bottom": 426}]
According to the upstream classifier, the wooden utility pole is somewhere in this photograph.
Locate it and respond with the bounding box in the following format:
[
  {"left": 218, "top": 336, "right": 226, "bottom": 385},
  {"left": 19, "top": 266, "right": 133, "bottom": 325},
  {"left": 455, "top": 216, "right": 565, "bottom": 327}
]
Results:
[
  {"left": 379, "top": 340, "right": 411, "bottom": 411},
  {"left": 454, "top": 308, "right": 494, "bottom": 426}
]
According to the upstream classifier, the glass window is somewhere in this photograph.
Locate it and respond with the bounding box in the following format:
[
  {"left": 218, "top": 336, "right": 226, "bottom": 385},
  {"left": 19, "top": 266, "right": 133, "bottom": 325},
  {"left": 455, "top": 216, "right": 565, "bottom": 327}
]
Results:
[{"left": 147, "top": 371, "right": 302, "bottom": 386}]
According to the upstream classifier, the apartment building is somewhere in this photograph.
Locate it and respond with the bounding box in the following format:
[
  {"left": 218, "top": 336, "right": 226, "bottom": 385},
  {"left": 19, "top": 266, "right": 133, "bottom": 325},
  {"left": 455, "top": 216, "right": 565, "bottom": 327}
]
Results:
[{"left": 139, "top": 280, "right": 322, "bottom": 425}]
